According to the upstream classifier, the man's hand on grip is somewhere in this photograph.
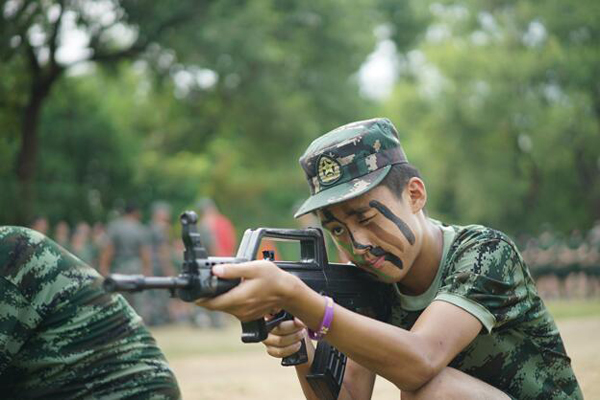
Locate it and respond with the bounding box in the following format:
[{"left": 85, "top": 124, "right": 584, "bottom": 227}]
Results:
[{"left": 263, "top": 317, "right": 310, "bottom": 361}]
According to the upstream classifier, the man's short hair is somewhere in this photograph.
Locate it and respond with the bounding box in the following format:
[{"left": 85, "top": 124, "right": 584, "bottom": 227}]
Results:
[{"left": 379, "top": 163, "right": 422, "bottom": 198}]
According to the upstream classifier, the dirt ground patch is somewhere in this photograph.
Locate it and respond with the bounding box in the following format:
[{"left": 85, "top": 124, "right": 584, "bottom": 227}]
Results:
[{"left": 152, "top": 316, "right": 599, "bottom": 399}]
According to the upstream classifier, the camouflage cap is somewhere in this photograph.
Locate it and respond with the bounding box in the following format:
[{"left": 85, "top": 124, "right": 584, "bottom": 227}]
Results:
[{"left": 294, "top": 118, "right": 408, "bottom": 218}]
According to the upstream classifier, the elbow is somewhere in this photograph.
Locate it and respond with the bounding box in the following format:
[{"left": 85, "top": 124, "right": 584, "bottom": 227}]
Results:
[
  {"left": 404, "top": 358, "right": 438, "bottom": 392},
  {"left": 390, "top": 352, "right": 439, "bottom": 392}
]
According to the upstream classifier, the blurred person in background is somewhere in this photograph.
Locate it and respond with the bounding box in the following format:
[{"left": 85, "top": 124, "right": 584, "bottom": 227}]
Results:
[
  {"left": 147, "top": 201, "right": 178, "bottom": 326},
  {"left": 70, "top": 221, "right": 93, "bottom": 264},
  {"left": 29, "top": 215, "right": 48, "bottom": 235},
  {"left": 53, "top": 220, "right": 71, "bottom": 251},
  {"left": 99, "top": 202, "right": 152, "bottom": 321},
  {"left": 89, "top": 222, "right": 107, "bottom": 266},
  {"left": 0, "top": 226, "right": 180, "bottom": 398},
  {"left": 192, "top": 198, "right": 237, "bottom": 328},
  {"left": 585, "top": 223, "right": 600, "bottom": 296},
  {"left": 168, "top": 237, "right": 195, "bottom": 324},
  {"left": 197, "top": 198, "right": 236, "bottom": 257},
  {"left": 558, "top": 229, "right": 588, "bottom": 298}
]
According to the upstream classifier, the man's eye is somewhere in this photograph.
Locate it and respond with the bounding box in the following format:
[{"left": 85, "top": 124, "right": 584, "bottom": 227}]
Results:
[
  {"left": 358, "top": 216, "right": 374, "bottom": 225},
  {"left": 331, "top": 226, "right": 345, "bottom": 236}
]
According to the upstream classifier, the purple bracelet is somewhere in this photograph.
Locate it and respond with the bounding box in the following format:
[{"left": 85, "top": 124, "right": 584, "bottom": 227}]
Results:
[{"left": 308, "top": 296, "right": 334, "bottom": 340}]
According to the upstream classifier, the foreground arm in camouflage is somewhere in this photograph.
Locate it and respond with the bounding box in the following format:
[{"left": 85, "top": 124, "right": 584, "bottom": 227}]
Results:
[{"left": 0, "top": 226, "right": 181, "bottom": 399}]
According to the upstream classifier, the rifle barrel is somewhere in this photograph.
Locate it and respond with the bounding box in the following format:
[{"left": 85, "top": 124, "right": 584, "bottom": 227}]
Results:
[{"left": 103, "top": 274, "right": 190, "bottom": 292}]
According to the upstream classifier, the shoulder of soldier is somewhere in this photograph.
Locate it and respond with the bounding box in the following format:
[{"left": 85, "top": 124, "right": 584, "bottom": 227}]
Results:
[
  {"left": 450, "top": 224, "right": 515, "bottom": 248},
  {"left": 444, "top": 223, "right": 522, "bottom": 266},
  {"left": 0, "top": 225, "right": 98, "bottom": 300},
  {"left": 0, "top": 226, "right": 47, "bottom": 277},
  {"left": 0, "top": 225, "right": 44, "bottom": 243}
]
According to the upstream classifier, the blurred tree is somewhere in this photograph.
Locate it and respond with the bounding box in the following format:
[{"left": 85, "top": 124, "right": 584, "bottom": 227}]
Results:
[
  {"left": 2, "top": 0, "right": 427, "bottom": 230},
  {"left": 33, "top": 71, "right": 142, "bottom": 225},
  {"left": 384, "top": 0, "right": 600, "bottom": 234},
  {"left": 0, "top": 0, "right": 207, "bottom": 223},
  {"left": 376, "top": 0, "right": 430, "bottom": 52}
]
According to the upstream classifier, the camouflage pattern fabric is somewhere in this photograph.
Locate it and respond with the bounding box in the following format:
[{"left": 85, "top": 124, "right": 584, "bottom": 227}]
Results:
[
  {"left": 387, "top": 222, "right": 582, "bottom": 399},
  {"left": 295, "top": 118, "right": 408, "bottom": 217},
  {"left": 0, "top": 226, "right": 181, "bottom": 399}
]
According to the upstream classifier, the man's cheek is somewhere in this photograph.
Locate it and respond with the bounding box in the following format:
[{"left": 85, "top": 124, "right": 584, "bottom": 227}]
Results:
[{"left": 335, "top": 239, "right": 365, "bottom": 264}]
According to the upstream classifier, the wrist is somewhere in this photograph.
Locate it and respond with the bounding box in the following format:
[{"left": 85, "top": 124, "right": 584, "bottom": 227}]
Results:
[
  {"left": 308, "top": 296, "right": 334, "bottom": 340},
  {"left": 279, "top": 273, "right": 305, "bottom": 310}
]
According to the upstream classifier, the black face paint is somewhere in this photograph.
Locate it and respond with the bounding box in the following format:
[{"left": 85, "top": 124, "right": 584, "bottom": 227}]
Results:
[
  {"left": 371, "top": 246, "right": 403, "bottom": 269},
  {"left": 349, "top": 231, "right": 371, "bottom": 251},
  {"left": 322, "top": 209, "right": 374, "bottom": 260},
  {"left": 369, "top": 200, "right": 416, "bottom": 245}
]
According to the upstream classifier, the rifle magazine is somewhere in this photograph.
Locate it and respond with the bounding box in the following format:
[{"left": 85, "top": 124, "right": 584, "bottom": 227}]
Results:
[{"left": 306, "top": 341, "right": 346, "bottom": 400}]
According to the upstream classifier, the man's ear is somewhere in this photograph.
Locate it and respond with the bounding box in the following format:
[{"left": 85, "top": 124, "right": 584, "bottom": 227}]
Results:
[{"left": 406, "top": 177, "right": 427, "bottom": 213}]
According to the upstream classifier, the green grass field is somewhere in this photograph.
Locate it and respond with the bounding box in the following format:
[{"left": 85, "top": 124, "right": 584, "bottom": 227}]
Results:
[
  {"left": 546, "top": 299, "right": 600, "bottom": 319},
  {"left": 152, "top": 299, "right": 600, "bottom": 399},
  {"left": 154, "top": 299, "right": 600, "bottom": 359}
]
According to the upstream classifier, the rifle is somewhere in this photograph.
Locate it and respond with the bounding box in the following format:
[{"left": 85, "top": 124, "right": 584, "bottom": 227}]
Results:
[{"left": 103, "top": 211, "right": 386, "bottom": 400}]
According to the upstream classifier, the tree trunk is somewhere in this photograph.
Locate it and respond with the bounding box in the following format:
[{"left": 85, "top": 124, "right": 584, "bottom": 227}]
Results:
[{"left": 15, "top": 78, "right": 55, "bottom": 224}]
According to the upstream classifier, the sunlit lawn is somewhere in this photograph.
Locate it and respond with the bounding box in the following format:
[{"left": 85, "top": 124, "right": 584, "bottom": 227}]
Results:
[
  {"left": 545, "top": 299, "right": 600, "bottom": 320},
  {"left": 150, "top": 299, "right": 600, "bottom": 399},
  {"left": 152, "top": 299, "right": 600, "bottom": 360}
]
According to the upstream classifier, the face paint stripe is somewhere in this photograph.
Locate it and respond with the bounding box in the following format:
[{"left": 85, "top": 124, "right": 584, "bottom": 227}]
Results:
[
  {"left": 322, "top": 205, "right": 401, "bottom": 278},
  {"left": 369, "top": 225, "right": 405, "bottom": 253},
  {"left": 384, "top": 254, "right": 403, "bottom": 269},
  {"left": 369, "top": 200, "right": 416, "bottom": 245},
  {"left": 338, "top": 238, "right": 394, "bottom": 280},
  {"left": 348, "top": 230, "right": 370, "bottom": 250},
  {"left": 323, "top": 209, "right": 372, "bottom": 251}
]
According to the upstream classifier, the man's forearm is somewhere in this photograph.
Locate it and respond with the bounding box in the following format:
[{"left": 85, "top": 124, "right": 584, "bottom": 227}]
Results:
[{"left": 283, "top": 277, "right": 431, "bottom": 391}]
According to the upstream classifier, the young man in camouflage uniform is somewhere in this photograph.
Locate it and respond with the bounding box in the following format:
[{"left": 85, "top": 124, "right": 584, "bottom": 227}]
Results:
[
  {"left": 0, "top": 226, "right": 181, "bottom": 399},
  {"left": 196, "top": 118, "right": 582, "bottom": 399}
]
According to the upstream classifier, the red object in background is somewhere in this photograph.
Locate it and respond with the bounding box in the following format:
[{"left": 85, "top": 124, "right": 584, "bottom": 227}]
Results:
[{"left": 211, "top": 214, "right": 237, "bottom": 257}]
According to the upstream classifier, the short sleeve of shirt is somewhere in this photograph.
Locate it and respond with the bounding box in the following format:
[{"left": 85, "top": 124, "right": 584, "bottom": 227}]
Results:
[{"left": 435, "top": 229, "right": 532, "bottom": 333}]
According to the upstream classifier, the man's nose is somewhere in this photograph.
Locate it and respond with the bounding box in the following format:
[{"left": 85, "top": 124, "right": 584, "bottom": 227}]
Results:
[{"left": 350, "top": 230, "right": 372, "bottom": 255}]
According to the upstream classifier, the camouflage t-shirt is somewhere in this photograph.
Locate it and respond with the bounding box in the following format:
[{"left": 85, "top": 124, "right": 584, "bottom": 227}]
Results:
[
  {"left": 0, "top": 226, "right": 181, "bottom": 399},
  {"left": 387, "top": 221, "right": 582, "bottom": 400}
]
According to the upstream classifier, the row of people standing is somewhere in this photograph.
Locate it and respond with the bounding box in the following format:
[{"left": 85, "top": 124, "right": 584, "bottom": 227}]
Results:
[
  {"left": 29, "top": 199, "right": 237, "bottom": 327},
  {"left": 519, "top": 222, "right": 600, "bottom": 299}
]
